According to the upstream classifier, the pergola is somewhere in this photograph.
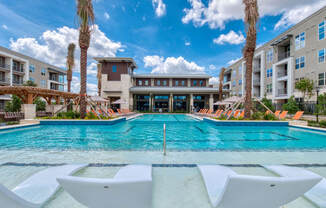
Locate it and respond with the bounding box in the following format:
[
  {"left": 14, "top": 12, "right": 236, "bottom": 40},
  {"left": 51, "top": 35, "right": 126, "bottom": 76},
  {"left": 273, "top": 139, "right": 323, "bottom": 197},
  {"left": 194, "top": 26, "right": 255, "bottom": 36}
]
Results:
[{"left": 0, "top": 86, "right": 80, "bottom": 104}]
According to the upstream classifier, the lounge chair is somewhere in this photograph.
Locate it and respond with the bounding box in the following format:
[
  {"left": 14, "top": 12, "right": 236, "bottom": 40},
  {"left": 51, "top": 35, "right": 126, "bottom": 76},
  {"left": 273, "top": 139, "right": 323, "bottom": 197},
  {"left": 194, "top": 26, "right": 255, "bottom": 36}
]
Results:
[
  {"left": 216, "top": 110, "right": 224, "bottom": 118},
  {"left": 264, "top": 165, "right": 326, "bottom": 208},
  {"left": 57, "top": 165, "right": 152, "bottom": 208},
  {"left": 206, "top": 109, "right": 213, "bottom": 115},
  {"left": 0, "top": 164, "right": 86, "bottom": 208},
  {"left": 293, "top": 111, "right": 304, "bottom": 120},
  {"left": 198, "top": 165, "right": 321, "bottom": 208},
  {"left": 233, "top": 110, "right": 240, "bottom": 118},
  {"left": 279, "top": 111, "right": 288, "bottom": 119},
  {"left": 274, "top": 110, "right": 281, "bottom": 117}
]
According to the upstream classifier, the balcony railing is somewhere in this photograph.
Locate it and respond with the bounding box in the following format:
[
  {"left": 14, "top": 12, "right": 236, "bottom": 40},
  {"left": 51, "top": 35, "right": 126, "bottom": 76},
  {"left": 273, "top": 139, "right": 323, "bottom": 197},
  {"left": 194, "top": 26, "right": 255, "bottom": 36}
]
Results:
[
  {"left": 13, "top": 79, "right": 24, "bottom": 85},
  {"left": 0, "top": 63, "right": 10, "bottom": 71},
  {"left": 0, "top": 77, "right": 10, "bottom": 84},
  {"left": 277, "top": 70, "right": 288, "bottom": 78},
  {"left": 278, "top": 51, "right": 290, "bottom": 62},
  {"left": 253, "top": 65, "right": 261, "bottom": 73},
  {"left": 253, "top": 79, "right": 260, "bottom": 86},
  {"left": 277, "top": 88, "right": 288, "bottom": 97},
  {"left": 13, "top": 66, "right": 25, "bottom": 73}
]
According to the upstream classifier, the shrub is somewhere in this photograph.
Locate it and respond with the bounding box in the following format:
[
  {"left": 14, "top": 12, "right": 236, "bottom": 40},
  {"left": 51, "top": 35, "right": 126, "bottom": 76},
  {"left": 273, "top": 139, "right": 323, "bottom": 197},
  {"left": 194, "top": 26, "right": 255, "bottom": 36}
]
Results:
[
  {"left": 5, "top": 95, "right": 22, "bottom": 112},
  {"left": 282, "top": 96, "right": 299, "bottom": 114},
  {"left": 257, "top": 96, "right": 275, "bottom": 112},
  {"left": 251, "top": 112, "right": 263, "bottom": 120},
  {"left": 264, "top": 113, "right": 277, "bottom": 121},
  {"left": 34, "top": 97, "right": 46, "bottom": 111},
  {"left": 320, "top": 120, "right": 326, "bottom": 128}
]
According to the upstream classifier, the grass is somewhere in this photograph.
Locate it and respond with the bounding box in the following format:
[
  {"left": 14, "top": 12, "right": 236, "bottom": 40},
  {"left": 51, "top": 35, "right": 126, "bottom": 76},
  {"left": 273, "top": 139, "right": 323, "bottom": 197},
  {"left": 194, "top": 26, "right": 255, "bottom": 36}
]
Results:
[{"left": 308, "top": 120, "right": 326, "bottom": 128}]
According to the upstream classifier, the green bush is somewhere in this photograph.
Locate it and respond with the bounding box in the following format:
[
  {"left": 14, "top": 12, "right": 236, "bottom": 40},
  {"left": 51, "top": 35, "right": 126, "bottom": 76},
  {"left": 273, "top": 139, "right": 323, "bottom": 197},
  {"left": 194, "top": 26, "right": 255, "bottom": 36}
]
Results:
[
  {"left": 282, "top": 96, "right": 299, "bottom": 114},
  {"left": 5, "top": 95, "right": 22, "bottom": 112},
  {"left": 34, "top": 97, "right": 46, "bottom": 111},
  {"left": 320, "top": 120, "right": 326, "bottom": 128},
  {"left": 264, "top": 113, "right": 277, "bottom": 121},
  {"left": 257, "top": 96, "right": 275, "bottom": 113},
  {"left": 56, "top": 111, "right": 81, "bottom": 119},
  {"left": 251, "top": 112, "right": 263, "bottom": 120}
]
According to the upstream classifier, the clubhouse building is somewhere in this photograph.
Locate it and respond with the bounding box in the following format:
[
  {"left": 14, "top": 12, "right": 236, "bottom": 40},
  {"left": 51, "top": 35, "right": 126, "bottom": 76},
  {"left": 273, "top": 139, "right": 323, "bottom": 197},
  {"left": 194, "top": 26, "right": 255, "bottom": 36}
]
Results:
[{"left": 95, "top": 57, "right": 221, "bottom": 112}]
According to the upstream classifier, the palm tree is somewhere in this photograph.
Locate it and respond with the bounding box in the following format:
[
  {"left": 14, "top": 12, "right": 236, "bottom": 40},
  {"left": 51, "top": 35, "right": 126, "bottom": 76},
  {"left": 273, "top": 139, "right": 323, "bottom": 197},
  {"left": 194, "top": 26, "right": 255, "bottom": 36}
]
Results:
[
  {"left": 243, "top": 0, "right": 259, "bottom": 118},
  {"left": 76, "top": 0, "right": 95, "bottom": 118},
  {"left": 97, "top": 63, "right": 102, "bottom": 96},
  {"left": 66, "top": 43, "right": 76, "bottom": 93},
  {"left": 218, "top": 68, "right": 226, "bottom": 101}
]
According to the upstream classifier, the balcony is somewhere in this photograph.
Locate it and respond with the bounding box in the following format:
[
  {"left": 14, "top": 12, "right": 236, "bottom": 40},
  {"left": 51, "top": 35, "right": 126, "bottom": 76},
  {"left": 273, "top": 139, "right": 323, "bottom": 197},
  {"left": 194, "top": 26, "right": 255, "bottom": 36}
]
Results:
[
  {"left": 277, "top": 88, "right": 288, "bottom": 97},
  {"left": 277, "top": 70, "right": 288, "bottom": 78},
  {"left": 0, "top": 63, "right": 10, "bottom": 72},
  {"left": 253, "top": 79, "right": 260, "bottom": 86},
  {"left": 13, "top": 79, "right": 24, "bottom": 85},
  {"left": 0, "top": 77, "right": 10, "bottom": 85},
  {"left": 12, "top": 66, "right": 25, "bottom": 74},
  {"left": 278, "top": 51, "right": 290, "bottom": 62},
  {"left": 253, "top": 65, "right": 261, "bottom": 73}
]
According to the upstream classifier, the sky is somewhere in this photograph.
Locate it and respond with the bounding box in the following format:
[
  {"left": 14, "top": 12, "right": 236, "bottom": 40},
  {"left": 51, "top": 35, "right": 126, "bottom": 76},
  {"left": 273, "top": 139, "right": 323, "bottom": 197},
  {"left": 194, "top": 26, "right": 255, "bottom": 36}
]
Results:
[{"left": 0, "top": 0, "right": 326, "bottom": 95}]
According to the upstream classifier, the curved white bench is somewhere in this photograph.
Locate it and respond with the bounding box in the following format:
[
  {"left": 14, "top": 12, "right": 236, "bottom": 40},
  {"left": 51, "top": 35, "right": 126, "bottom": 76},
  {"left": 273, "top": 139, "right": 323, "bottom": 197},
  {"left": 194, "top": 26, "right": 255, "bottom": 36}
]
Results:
[
  {"left": 0, "top": 164, "right": 87, "bottom": 208},
  {"left": 198, "top": 165, "right": 321, "bottom": 208},
  {"left": 57, "top": 165, "right": 152, "bottom": 208}
]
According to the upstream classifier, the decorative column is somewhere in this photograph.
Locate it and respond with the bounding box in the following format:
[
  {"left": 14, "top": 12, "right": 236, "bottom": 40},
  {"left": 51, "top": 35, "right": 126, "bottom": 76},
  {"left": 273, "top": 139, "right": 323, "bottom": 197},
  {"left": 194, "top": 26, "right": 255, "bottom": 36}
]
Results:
[
  {"left": 209, "top": 94, "right": 214, "bottom": 110},
  {"left": 190, "top": 93, "right": 194, "bottom": 113},
  {"left": 9, "top": 58, "right": 13, "bottom": 86},
  {"left": 149, "top": 93, "right": 153, "bottom": 112},
  {"left": 169, "top": 93, "right": 173, "bottom": 112}
]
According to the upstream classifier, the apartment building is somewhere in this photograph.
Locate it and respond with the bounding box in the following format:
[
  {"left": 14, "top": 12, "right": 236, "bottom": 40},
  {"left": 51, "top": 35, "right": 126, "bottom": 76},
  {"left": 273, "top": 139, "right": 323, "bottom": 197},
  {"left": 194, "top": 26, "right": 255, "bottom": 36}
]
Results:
[
  {"left": 95, "top": 57, "right": 222, "bottom": 112},
  {"left": 225, "top": 6, "right": 326, "bottom": 104},
  {"left": 0, "top": 46, "right": 66, "bottom": 110}
]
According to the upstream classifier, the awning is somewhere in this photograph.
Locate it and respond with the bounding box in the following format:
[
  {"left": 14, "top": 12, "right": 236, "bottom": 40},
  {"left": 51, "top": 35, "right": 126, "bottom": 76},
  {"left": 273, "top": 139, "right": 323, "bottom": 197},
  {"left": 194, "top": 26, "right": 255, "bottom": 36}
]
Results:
[
  {"left": 112, "top": 99, "right": 127, "bottom": 104},
  {"left": 271, "top": 34, "right": 292, "bottom": 46},
  {"left": 213, "top": 101, "right": 232, "bottom": 105},
  {"left": 223, "top": 96, "right": 244, "bottom": 103},
  {"left": 89, "top": 96, "right": 109, "bottom": 103}
]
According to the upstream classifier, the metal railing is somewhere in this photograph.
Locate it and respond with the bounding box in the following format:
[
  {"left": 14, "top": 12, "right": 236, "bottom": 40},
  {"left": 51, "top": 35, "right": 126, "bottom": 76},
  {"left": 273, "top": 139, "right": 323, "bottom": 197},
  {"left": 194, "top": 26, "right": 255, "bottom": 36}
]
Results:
[
  {"left": 13, "top": 80, "right": 23, "bottom": 85},
  {"left": 253, "top": 79, "right": 260, "bottom": 86},
  {"left": 0, "top": 77, "right": 10, "bottom": 84},
  {"left": 277, "top": 88, "right": 288, "bottom": 97},
  {"left": 163, "top": 123, "right": 166, "bottom": 156},
  {"left": 0, "top": 63, "right": 10, "bottom": 70},
  {"left": 253, "top": 65, "right": 261, "bottom": 73},
  {"left": 278, "top": 51, "right": 290, "bottom": 61},
  {"left": 13, "top": 66, "right": 24, "bottom": 73},
  {"left": 277, "top": 71, "right": 288, "bottom": 78}
]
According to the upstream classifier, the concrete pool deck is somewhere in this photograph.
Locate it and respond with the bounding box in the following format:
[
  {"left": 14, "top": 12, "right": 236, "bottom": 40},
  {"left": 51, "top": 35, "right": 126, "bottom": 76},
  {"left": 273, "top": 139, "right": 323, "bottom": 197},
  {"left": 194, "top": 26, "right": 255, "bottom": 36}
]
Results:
[{"left": 0, "top": 150, "right": 325, "bottom": 208}]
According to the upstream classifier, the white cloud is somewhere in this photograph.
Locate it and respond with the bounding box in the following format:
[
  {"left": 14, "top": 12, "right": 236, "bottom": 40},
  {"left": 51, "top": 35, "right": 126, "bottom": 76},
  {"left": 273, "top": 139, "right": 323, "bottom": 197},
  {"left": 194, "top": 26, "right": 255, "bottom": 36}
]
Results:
[
  {"left": 185, "top": 41, "right": 191, "bottom": 46},
  {"left": 10, "top": 25, "right": 123, "bottom": 94},
  {"left": 209, "top": 64, "right": 216, "bottom": 70},
  {"left": 71, "top": 76, "right": 98, "bottom": 95},
  {"left": 209, "top": 77, "right": 219, "bottom": 85},
  {"left": 227, "top": 58, "right": 241, "bottom": 66},
  {"left": 144, "top": 55, "right": 205, "bottom": 74},
  {"left": 182, "top": 0, "right": 326, "bottom": 30},
  {"left": 213, "top": 31, "right": 245, "bottom": 45},
  {"left": 104, "top": 12, "right": 110, "bottom": 20},
  {"left": 2, "top": 24, "right": 8, "bottom": 30},
  {"left": 152, "top": 0, "right": 166, "bottom": 17}
]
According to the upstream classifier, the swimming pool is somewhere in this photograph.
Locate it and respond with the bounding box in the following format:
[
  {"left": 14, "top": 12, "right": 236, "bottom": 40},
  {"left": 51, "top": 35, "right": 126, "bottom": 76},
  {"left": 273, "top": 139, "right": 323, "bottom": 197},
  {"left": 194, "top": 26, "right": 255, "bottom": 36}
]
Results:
[{"left": 0, "top": 114, "right": 326, "bottom": 151}]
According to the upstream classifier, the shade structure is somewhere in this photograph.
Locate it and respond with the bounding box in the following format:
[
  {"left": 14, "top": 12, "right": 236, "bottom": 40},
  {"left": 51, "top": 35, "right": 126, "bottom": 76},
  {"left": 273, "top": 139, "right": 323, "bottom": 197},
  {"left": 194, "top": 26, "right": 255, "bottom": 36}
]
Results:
[
  {"left": 213, "top": 101, "right": 232, "bottom": 105},
  {"left": 89, "top": 96, "right": 109, "bottom": 103},
  {"left": 223, "top": 96, "right": 244, "bottom": 103},
  {"left": 112, "top": 99, "right": 127, "bottom": 104}
]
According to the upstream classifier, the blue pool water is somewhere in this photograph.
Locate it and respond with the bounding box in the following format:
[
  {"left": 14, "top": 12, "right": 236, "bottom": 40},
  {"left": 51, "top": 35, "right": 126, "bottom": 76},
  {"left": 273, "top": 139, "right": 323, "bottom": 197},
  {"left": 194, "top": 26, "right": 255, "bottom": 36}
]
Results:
[{"left": 0, "top": 114, "right": 326, "bottom": 151}]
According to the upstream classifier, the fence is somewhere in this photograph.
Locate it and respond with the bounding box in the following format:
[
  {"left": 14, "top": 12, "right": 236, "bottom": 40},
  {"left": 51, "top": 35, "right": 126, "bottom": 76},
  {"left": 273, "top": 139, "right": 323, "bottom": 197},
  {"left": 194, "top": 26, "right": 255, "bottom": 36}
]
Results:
[{"left": 273, "top": 101, "right": 326, "bottom": 115}]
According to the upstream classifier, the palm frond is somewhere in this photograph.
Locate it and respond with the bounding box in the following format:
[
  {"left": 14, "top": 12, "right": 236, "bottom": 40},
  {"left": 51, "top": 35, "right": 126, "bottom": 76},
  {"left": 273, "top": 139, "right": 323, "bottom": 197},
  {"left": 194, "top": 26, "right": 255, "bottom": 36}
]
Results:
[{"left": 77, "top": 0, "right": 95, "bottom": 33}]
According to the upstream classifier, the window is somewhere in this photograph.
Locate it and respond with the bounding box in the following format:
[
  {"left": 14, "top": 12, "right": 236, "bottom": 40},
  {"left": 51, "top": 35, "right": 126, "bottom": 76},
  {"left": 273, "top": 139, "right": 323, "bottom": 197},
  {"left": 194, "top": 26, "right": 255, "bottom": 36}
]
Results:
[
  {"left": 175, "top": 80, "right": 179, "bottom": 86},
  {"left": 145, "top": 80, "right": 149, "bottom": 86},
  {"left": 239, "top": 66, "right": 242, "bottom": 75},
  {"left": 295, "top": 56, "right": 305, "bottom": 69},
  {"left": 193, "top": 80, "right": 197, "bottom": 86},
  {"left": 319, "top": 21, "right": 325, "bottom": 40},
  {"left": 29, "top": 64, "right": 35, "bottom": 73},
  {"left": 319, "top": 49, "right": 325, "bottom": 63},
  {"left": 295, "top": 32, "right": 305, "bottom": 50},
  {"left": 267, "top": 68, "right": 273, "bottom": 77},
  {"left": 319, "top": 73, "right": 325, "bottom": 86},
  {"left": 181, "top": 80, "right": 185, "bottom": 86},
  {"left": 238, "top": 79, "right": 242, "bottom": 85},
  {"left": 138, "top": 80, "right": 142, "bottom": 86},
  {"left": 199, "top": 80, "right": 203, "bottom": 86},
  {"left": 59, "top": 85, "right": 64, "bottom": 91},
  {"left": 59, "top": 75, "right": 64, "bottom": 83},
  {"left": 157, "top": 80, "right": 161, "bottom": 86},
  {"left": 232, "top": 81, "right": 236, "bottom": 87},
  {"left": 266, "top": 84, "right": 272, "bottom": 93},
  {"left": 163, "top": 80, "right": 167, "bottom": 86},
  {"left": 41, "top": 80, "right": 46, "bottom": 87},
  {"left": 267, "top": 49, "right": 273, "bottom": 63},
  {"left": 112, "top": 65, "right": 117, "bottom": 72},
  {"left": 41, "top": 68, "right": 46, "bottom": 76},
  {"left": 29, "top": 77, "right": 35, "bottom": 82}
]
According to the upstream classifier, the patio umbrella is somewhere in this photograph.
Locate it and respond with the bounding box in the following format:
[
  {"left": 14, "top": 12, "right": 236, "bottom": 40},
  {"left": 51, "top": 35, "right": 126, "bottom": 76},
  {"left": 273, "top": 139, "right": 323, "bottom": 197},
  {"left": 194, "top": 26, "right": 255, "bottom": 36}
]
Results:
[
  {"left": 89, "top": 96, "right": 109, "bottom": 103},
  {"left": 223, "top": 96, "right": 244, "bottom": 103},
  {"left": 213, "top": 101, "right": 232, "bottom": 105}
]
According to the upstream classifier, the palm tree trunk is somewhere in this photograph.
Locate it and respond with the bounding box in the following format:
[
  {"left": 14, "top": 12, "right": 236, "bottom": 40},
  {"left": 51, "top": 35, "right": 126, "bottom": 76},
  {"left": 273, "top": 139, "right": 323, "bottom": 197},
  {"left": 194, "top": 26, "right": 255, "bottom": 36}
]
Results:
[
  {"left": 67, "top": 80, "right": 71, "bottom": 92},
  {"left": 244, "top": 49, "right": 255, "bottom": 118},
  {"left": 219, "top": 68, "right": 226, "bottom": 101},
  {"left": 80, "top": 46, "right": 88, "bottom": 118}
]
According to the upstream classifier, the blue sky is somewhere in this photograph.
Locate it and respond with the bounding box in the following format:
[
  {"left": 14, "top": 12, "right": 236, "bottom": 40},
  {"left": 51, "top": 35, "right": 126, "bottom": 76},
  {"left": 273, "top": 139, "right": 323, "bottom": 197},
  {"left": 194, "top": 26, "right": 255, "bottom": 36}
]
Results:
[{"left": 1, "top": 0, "right": 325, "bottom": 94}]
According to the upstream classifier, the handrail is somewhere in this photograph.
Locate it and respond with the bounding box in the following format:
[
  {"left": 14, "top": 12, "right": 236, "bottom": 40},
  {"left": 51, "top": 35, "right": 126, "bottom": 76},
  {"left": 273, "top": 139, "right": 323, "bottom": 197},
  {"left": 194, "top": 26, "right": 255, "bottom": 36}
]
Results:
[{"left": 163, "top": 123, "right": 166, "bottom": 156}]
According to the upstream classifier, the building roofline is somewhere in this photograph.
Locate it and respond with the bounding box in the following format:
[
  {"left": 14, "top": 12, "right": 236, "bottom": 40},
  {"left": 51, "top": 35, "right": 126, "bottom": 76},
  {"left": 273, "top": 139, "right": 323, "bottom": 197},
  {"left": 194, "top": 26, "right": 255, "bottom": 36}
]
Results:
[
  {"left": 94, "top": 57, "right": 138, "bottom": 68},
  {"left": 0, "top": 45, "right": 66, "bottom": 73},
  {"left": 133, "top": 73, "right": 212, "bottom": 79},
  {"left": 226, "top": 5, "right": 326, "bottom": 68}
]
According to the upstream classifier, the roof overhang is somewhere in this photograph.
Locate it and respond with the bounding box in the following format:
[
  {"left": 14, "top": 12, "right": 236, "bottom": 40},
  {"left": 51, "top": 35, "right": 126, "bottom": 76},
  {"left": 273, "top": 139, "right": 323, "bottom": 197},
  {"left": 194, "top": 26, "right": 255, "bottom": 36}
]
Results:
[
  {"left": 132, "top": 74, "right": 211, "bottom": 79},
  {"left": 130, "top": 87, "right": 224, "bottom": 93},
  {"left": 94, "top": 57, "right": 138, "bottom": 69},
  {"left": 271, "top": 34, "right": 292, "bottom": 46}
]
